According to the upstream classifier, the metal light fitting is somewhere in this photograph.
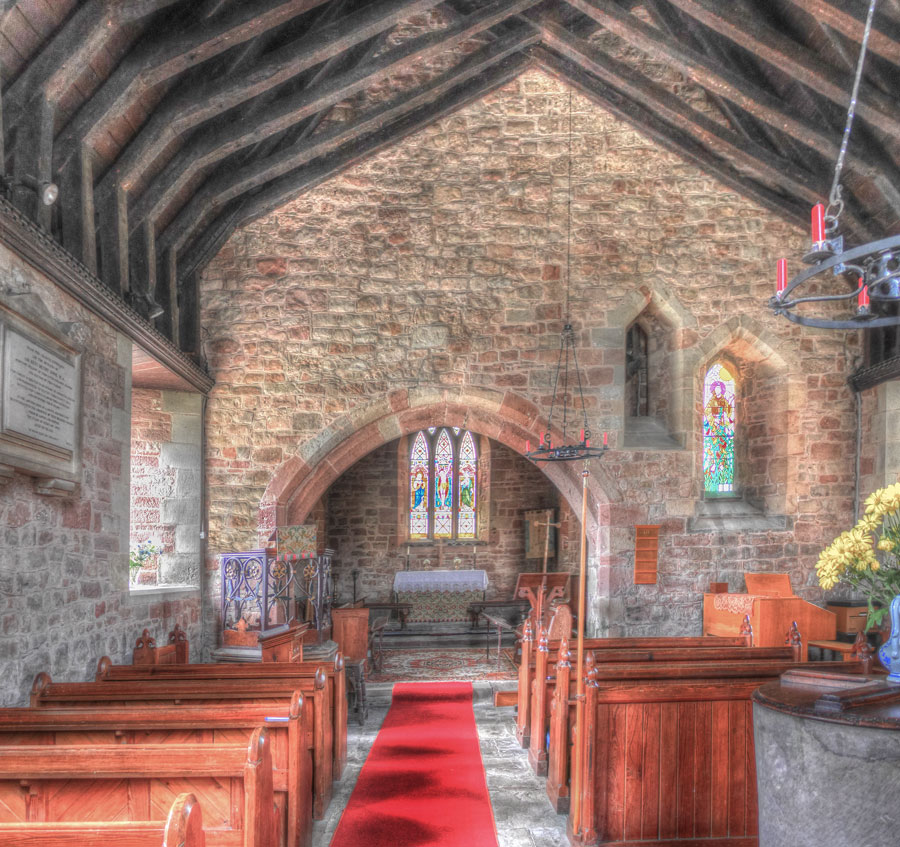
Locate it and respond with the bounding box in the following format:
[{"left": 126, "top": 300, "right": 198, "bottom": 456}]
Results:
[
  {"left": 0, "top": 173, "right": 59, "bottom": 206},
  {"left": 525, "top": 92, "right": 608, "bottom": 465},
  {"left": 770, "top": 0, "right": 900, "bottom": 330}
]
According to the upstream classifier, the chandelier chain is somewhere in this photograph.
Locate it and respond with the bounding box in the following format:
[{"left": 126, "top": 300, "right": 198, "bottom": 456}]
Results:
[
  {"left": 565, "top": 88, "right": 573, "bottom": 324},
  {"left": 827, "top": 0, "right": 878, "bottom": 221}
]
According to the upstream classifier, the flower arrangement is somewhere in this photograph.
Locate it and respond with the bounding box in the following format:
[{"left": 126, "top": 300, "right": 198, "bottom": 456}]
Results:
[
  {"left": 129, "top": 540, "right": 160, "bottom": 584},
  {"left": 816, "top": 482, "right": 900, "bottom": 628}
]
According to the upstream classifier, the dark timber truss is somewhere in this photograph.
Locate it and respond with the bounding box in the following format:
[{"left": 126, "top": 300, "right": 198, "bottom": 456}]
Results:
[{"left": 1, "top": 0, "right": 899, "bottom": 363}]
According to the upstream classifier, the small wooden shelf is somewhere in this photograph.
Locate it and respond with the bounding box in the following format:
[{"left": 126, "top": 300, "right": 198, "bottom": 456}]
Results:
[{"left": 634, "top": 525, "right": 660, "bottom": 585}]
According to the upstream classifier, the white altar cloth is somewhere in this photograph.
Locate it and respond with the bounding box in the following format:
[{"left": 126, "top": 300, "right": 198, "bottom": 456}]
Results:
[{"left": 393, "top": 569, "right": 488, "bottom": 594}]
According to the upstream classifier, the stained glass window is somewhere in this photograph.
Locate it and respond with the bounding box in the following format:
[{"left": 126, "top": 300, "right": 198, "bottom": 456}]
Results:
[
  {"left": 410, "top": 431, "right": 430, "bottom": 538},
  {"left": 408, "top": 428, "right": 479, "bottom": 540},
  {"left": 434, "top": 428, "right": 454, "bottom": 538},
  {"left": 703, "top": 362, "right": 736, "bottom": 494},
  {"left": 458, "top": 431, "right": 477, "bottom": 538}
]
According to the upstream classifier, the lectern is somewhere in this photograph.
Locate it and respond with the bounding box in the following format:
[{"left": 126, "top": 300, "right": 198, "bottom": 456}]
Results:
[{"left": 515, "top": 572, "right": 570, "bottom": 633}]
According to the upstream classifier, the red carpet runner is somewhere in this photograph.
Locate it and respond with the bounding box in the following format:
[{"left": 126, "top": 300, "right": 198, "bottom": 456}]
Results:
[{"left": 329, "top": 681, "right": 499, "bottom": 847}]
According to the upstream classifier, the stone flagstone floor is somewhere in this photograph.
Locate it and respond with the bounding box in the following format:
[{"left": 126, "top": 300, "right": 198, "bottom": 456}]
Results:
[{"left": 313, "top": 681, "right": 568, "bottom": 847}]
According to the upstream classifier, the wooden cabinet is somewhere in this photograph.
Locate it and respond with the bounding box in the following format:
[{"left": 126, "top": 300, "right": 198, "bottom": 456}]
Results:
[
  {"left": 331, "top": 608, "right": 369, "bottom": 663},
  {"left": 634, "top": 525, "right": 660, "bottom": 584}
]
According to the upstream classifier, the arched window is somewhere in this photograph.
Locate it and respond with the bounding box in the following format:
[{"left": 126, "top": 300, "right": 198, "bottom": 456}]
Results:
[
  {"left": 702, "top": 362, "right": 736, "bottom": 495},
  {"left": 408, "top": 427, "right": 478, "bottom": 540}
]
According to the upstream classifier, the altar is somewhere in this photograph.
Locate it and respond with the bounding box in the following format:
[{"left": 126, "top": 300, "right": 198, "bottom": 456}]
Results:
[{"left": 393, "top": 569, "right": 488, "bottom": 623}]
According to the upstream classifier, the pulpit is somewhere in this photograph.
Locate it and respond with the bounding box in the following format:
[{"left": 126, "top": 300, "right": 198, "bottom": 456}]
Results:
[
  {"left": 393, "top": 569, "right": 488, "bottom": 623},
  {"left": 702, "top": 572, "right": 835, "bottom": 659}
]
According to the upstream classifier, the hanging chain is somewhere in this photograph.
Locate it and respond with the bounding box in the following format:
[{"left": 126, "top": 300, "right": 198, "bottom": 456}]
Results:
[
  {"left": 826, "top": 0, "right": 878, "bottom": 225},
  {"left": 565, "top": 89, "right": 573, "bottom": 324}
]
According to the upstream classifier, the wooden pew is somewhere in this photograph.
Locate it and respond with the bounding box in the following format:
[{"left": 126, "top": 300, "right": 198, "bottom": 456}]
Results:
[
  {"left": 564, "top": 656, "right": 872, "bottom": 847},
  {"left": 0, "top": 727, "right": 276, "bottom": 847},
  {"left": 549, "top": 648, "right": 873, "bottom": 826},
  {"left": 0, "top": 791, "right": 206, "bottom": 847},
  {"left": 515, "top": 616, "right": 752, "bottom": 749},
  {"left": 133, "top": 624, "right": 189, "bottom": 665},
  {"left": 0, "top": 792, "right": 205, "bottom": 847},
  {"left": 0, "top": 698, "right": 311, "bottom": 847},
  {"left": 95, "top": 654, "right": 348, "bottom": 782},
  {"left": 530, "top": 632, "right": 800, "bottom": 780},
  {"left": 31, "top": 671, "right": 335, "bottom": 821}
]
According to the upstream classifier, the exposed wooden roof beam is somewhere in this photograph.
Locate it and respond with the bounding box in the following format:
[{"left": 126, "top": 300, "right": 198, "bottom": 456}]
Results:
[
  {"left": 161, "top": 25, "right": 538, "bottom": 254},
  {"left": 3, "top": 0, "right": 182, "bottom": 126},
  {"left": 533, "top": 45, "right": 812, "bottom": 229},
  {"left": 101, "top": 0, "right": 447, "bottom": 195},
  {"left": 53, "top": 0, "right": 330, "bottom": 170},
  {"left": 536, "top": 21, "right": 828, "bottom": 211},
  {"left": 177, "top": 51, "right": 532, "bottom": 282},
  {"left": 666, "top": 0, "right": 900, "bottom": 138},
  {"left": 565, "top": 0, "right": 847, "bottom": 164},
  {"left": 130, "top": 0, "right": 543, "bottom": 232},
  {"left": 787, "top": 0, "right": 900, "bottom": 64}
]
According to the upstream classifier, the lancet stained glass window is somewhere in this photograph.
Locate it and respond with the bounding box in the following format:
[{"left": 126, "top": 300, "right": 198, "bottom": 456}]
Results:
[
  {"left": 408, "top": 428, "right": 478, "bottom": 540},
  {"left": 702, "top": 362, "right": 736, "bottom": 494},
  {"left": 458, "top": 431, "right": 477, "bottom": 538},
  {"left": 410, "top": 431, "right": 430, "bottom": 538},
  {"left": 434, "top": 429, "right": 454, "bottom": 538}
]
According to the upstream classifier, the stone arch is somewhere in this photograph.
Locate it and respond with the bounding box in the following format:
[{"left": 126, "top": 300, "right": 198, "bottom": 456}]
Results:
[
  {"left": 691, "top": 316, "right": 798, "bottom": 513},
  {"left": 610, "top": 281, "right": 697, "bottom": 447},
  {"left": 258, "top": 386, "right": 617, "bottom": 547}
]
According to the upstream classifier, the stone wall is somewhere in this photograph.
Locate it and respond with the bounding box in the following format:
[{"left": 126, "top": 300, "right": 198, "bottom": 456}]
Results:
[
  {"left": 201, "top": 69, "right": 861, "bottom": 639},
  {"left": 0, "top": 241, "right": 201, "bottom": 706},
  {"left": 130, "top": 389, "right": 203, "bottom": 586},
  {"left": 325, "top": 437, "right": 578, "bottom": 604}
]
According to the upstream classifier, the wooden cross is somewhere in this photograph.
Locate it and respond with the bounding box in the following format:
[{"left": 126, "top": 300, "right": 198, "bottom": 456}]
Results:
[{"left": 534, "top": 509, "right": 561, "bottom": 574}]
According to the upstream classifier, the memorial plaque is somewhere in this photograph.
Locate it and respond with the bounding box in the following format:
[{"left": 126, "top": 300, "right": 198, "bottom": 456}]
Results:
[
  {"left": 0, "top": 301, "right": 82, "bottom": 485},
  {"left": 3, "top": 328, "right": 77, "bottom": 454}
]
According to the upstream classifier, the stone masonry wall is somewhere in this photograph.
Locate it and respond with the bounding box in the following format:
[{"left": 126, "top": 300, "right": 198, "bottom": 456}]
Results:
[
  {"left": 130, "top": 389, "right": 203, "bottom": 586},
  {"left": 325, "top": 437, "right": 577, "bottom": 604},
  {"left": 201, "top": 69, "right": 860, "bottom": 639},
  {"left": 0, "top": 241, "right": 201, "bottom": 706}
]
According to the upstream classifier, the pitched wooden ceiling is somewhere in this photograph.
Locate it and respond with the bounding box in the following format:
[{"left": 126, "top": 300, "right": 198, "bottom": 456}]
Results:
[{"left": 1, "top": 0, "right": 899, "bottom": 358}]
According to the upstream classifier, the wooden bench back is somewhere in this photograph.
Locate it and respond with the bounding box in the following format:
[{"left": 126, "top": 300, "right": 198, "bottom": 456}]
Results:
[
  {"left": 515, "top": 624, "right": 751, "bottom": 748},
  {"left": 132, "top": 624, "right": 189, "bottom": 665},
  {"left": 0, "top": 697, "right": 310, "bottom": 847},
  {"left": 0, "top": 728, "right": 274, "bottom": 847},
  {"left": 92, "top": 654, "right": 348, "bottom": 786},
  {"left": 31, "top": 670, "right": 334, "bottom": 821},
  {"left": 0, "top": 792, "right": 205, "bottom": 847}
]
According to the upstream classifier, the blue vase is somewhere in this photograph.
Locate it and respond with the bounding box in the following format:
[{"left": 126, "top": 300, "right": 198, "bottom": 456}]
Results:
[{"left": 877, "top": 594, "right": 900, "bottom": 683}]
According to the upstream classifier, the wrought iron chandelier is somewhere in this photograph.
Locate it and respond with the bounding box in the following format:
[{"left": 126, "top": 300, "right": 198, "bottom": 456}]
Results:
[
  {"left": 526, "top": 91, "right": 608, "bottom": 464},
  {"left": 770, "top": 0, "right": 900, "bottom": 330}
]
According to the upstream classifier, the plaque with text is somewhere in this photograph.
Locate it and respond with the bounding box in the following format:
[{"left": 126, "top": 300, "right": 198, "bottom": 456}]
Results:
[{"left": 0, "top": 302, "right": 82, "bottom": 484}]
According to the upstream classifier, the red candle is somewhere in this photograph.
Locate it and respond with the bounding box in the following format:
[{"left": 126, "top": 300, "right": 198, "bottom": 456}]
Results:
[
  {"left": 580, "top": 429, "right": 585, "bottom": 442},
  {"left": 539, "top": 432, "right": 545, "bottom": 446},
  {"left": 858, "top": 280, "right": 869, "bottom": 311},
  {"left": 602, "top": 431, "right": 608, "bottom": 447},
  {"left": 526, "top": 440, "right": 531, "bottom": 453},
  {"left": 585, "top": 438, "right": 591, "bottom": 448},
  {"left": 811, "top": 203, "right": 825, "bottom": 243},
  {"left": 776, "top": 258, "right": 787, "bottom": 298}
]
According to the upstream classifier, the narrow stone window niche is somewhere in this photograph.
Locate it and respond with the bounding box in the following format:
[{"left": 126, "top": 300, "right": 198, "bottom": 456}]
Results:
[{"left": 623, "top": 314, "right": 682, "bottom": 450}]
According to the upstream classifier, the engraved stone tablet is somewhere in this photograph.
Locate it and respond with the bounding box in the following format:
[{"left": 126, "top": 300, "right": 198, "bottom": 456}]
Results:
[
  {"left": 0, "top": 299, "right": 82, "bottom": 485},
  {"left": 3, "top": 328, "right": 77, "bottom": 454}
]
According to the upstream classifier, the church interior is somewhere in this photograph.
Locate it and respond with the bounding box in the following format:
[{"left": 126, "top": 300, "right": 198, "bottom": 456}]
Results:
[{"left": 1, "top": 1, "right": 900, "bottom": 846}]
